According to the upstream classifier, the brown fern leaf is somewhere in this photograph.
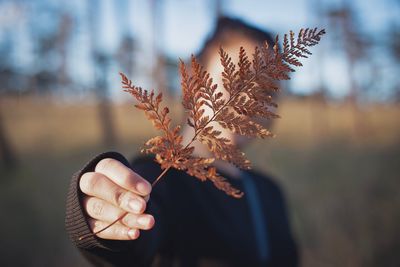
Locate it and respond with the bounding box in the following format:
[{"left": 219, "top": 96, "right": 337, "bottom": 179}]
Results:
[
  {"left": 121, "top": 73, "right": 184, "bottom": 169},
  {"left": 198, "top": 125, "right": 251, "bottom": 169},
  {"left": 207, "top": 169, "right": 244, "bottom": 198},
  {"left": 183, "top": 159, "right": 243, "bottom": 198},
  {"left": 121, "top": 28, "right": 325, "bottom": 198}
]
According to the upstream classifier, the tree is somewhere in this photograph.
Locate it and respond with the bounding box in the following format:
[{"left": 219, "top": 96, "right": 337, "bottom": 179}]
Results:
[
  {"left": 327, "top": 3, "right": 371, "bottom": 137},
  {"left": 87, "top": 0, "right": 118, "bottom": 146},
  {"left": 0, "top": 102, "right": 17, "bottom": 169}
]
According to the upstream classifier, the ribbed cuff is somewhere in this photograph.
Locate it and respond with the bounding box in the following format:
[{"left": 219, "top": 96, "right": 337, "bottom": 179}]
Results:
[{"left": 65, "top": 151, "right": 131, "bottom": 250}]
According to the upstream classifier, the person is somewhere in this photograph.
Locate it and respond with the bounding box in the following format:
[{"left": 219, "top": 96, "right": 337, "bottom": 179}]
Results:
[{"left": 65, "top": 17, "right": 298, "bottom": 267}]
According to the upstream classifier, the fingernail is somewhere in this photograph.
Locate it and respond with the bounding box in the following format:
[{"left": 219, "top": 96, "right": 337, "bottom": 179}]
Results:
[
  {"left": 136, "top": 182, "right": 152, "bottom": 195},
  {"left": 137, "top": 216, "right": 151, "bottom": 226},
  {"left": 128, "top": 229, "right": 138, "bottom": 239},
  {"left": 128, "top": 199, "right": 143, "bottom": 213}
]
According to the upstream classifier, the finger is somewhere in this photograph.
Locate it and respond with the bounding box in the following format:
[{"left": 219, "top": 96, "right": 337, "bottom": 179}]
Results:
[
  {"left": 80, "top": 172, "right": 146, "bottom": 214},
  {"left": 95, "top": 158, "right": 151, "bottom": 196},
  {"left": 88, "top": 219, "right": 140, "bottom": 240},
  {"left": 121, "top": 212, "right": 155, "bottom": 230},
  {"left": 83, "top": 197, "right": 155, "bottom": 230},
  {"left": 83, "top": 196, "right": 125, "bottom": 222}
]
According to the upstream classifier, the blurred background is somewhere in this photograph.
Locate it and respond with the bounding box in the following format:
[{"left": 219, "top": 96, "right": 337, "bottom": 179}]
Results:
[{"left": 0, "top": 0, "right": 399, "bottom": 266}]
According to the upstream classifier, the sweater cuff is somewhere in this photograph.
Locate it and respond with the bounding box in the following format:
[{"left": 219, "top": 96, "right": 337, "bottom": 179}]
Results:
[{"left": 65, "top": 151, "right": 131, "bottom": 250}]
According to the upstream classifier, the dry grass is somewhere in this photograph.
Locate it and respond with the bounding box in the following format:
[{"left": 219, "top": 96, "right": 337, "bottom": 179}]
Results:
[
  {"left": 3, "top": 97, "right": 399, "bottom": 154},
  {"left": 273, "top": 98, "right": 400, "bottom": 147}
]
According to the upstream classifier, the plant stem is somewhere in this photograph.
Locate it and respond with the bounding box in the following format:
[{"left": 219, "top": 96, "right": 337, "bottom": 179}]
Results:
[
  {"left": 78, "top": 215, "right": 124, "bottom": 241},
  {"left": 151, "top": 166, "right": 171, "bottom": 187},
  {"left": 78, "top": 166, "right": 172, "bottom": 241}
]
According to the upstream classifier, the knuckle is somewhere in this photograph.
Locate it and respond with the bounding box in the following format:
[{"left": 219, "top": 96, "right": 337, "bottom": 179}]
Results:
[
  {"left": 121, "top": 172, "right": 135, "bottom": 188},
  {"left": 113, "top": 226, "right": 126, "bottom": 237},
  {"left": 114, "top": 190, "right": 127, "bottom": 207},
  {"left": 91, "top": 199, "right": 104, "bottom": 217},
  {"left": 80, "top": 173, "right": 99, "bottom": 193},
  {"left": 96, "top": 158, "right": 115, "bottom": 173}
]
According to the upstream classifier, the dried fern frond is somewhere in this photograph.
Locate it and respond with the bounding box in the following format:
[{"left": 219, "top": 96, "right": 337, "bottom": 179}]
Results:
[
  {"left": 78, "top": 29, "right": 325, "bottom": 241},
  {"left": 122, "top": 28, "right": 325, "bottom": 198}
]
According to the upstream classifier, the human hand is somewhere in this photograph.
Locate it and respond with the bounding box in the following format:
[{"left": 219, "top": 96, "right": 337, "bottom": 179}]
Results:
[{"left": 79, "top": 158, "right": 154, "bottom": 240}]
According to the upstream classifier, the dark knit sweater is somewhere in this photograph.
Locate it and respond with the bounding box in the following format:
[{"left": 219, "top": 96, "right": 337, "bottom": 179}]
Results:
[{"left": 65, "top": 152, "right": 298, "bottom": 267}]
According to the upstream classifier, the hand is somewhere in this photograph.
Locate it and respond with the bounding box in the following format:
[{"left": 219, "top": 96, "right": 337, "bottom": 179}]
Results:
[{"left": 79, "top": 158, "right": 154, "bottom": 240}]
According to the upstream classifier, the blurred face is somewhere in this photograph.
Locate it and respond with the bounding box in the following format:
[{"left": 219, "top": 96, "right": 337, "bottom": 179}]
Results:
[{"left": 203, "top": 41, "right": 277, "bottom": 148}]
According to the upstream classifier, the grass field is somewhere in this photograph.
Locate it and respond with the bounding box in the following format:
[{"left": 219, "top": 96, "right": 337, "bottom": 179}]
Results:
[{"left": 0, "top": 96, "right": 399, "bottom": 266}]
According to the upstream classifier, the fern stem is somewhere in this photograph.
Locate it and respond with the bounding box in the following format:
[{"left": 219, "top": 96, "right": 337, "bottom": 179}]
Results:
[
  {"left": 78, "top": 213, "right": 126, "bottom": 241},
  {"left": 151, "top": 165, "right": 171, "bottom": 187},
  {"left": 78, "top": 166, "right": 171, "bottom": 241}
]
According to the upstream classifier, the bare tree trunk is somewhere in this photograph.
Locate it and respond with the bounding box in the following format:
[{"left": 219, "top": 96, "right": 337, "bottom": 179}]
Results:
[
  {"left": 94, "top": 53, "right": 117, "bottom": 146},
  {"left": 328, "top": 4, "right": 368, "bottom": 139},
  {"left": 97, "top": 97, "right": 117, "bottom": 146},
  {"left": 56, "top": 13, "right": 72, "bottom": 92},
  {"left": 88, "top": 0, "right": 117, "bottom": 146},
  {"left": 0, "top": 105, "right": 17, "bottom": 169},
  {"left": 151, "top": 0, "right": 168, "bottom": 97},
  {"left": 347, "top": 65, "right": 367, "bottom": 139},
  {"left": 343, "top": 17, "right": 368, "bottom": 139},
  {"left": 306, "top": 0, "right": 330, "bottom": 141}
]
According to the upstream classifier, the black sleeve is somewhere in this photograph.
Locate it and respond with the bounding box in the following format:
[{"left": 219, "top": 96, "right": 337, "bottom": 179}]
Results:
[{"left": 64, "top": 152, "right": 164, "bottom": 267}]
